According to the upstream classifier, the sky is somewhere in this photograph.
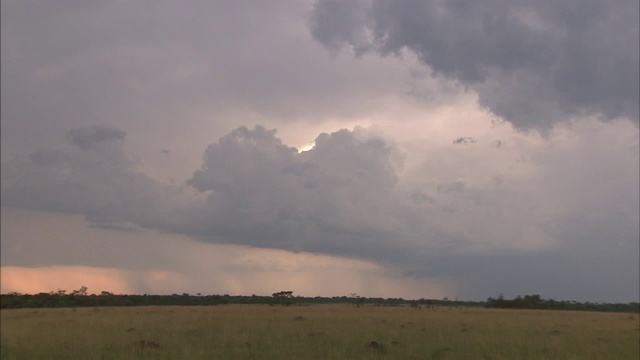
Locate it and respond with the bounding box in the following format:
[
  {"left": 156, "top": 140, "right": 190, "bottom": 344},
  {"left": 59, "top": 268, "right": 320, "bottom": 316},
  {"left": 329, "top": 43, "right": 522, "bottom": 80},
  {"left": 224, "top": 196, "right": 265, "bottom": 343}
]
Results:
[{"left": 1, "top": 0, "right": 638, "bottom": 302}]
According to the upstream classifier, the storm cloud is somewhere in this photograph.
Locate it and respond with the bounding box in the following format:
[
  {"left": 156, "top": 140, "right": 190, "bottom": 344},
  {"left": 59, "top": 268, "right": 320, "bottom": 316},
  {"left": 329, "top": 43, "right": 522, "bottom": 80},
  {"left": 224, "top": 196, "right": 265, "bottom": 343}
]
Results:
[{"left": 310, "top": 0, "right": 640, "bottom": 130}]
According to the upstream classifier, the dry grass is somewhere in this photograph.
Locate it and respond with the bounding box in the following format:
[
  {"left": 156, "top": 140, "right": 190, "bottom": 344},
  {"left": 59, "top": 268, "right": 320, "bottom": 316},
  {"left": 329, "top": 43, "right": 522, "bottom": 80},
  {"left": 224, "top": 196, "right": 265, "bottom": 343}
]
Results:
[{"left": 1, "top": 305, "right": 638, "bottom": 359}]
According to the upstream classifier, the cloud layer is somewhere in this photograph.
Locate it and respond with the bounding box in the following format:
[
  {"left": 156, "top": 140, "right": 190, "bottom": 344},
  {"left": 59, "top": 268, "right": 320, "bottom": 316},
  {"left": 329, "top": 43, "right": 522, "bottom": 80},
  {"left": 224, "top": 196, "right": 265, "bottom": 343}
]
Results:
[{"left": 2, "top": 120, "right": 637, "bottom": 301}]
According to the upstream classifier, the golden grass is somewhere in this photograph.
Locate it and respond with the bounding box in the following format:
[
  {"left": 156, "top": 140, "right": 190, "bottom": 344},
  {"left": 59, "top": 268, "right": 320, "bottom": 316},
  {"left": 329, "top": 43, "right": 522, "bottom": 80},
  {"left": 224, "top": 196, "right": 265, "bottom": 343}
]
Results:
[{"left": 1, "top": 305, "right": 638, "bottom": 359}]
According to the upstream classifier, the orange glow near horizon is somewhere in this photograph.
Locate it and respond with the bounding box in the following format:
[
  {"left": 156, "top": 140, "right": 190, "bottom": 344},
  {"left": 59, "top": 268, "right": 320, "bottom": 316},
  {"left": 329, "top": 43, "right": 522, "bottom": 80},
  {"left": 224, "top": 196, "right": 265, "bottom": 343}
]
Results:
[
  {"left": 0, "top": 264, "right": 454, "bottom": 299},
  {"left": 1, "top": 266, "right": 135, "bottom": 295}
]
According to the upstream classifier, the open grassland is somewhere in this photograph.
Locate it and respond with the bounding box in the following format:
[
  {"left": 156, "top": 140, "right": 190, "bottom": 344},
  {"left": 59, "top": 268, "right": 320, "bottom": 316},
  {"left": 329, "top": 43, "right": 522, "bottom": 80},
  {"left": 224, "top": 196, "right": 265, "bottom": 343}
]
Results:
[{"left": 1, "top": 304, "right": 638, "bottom": 359}]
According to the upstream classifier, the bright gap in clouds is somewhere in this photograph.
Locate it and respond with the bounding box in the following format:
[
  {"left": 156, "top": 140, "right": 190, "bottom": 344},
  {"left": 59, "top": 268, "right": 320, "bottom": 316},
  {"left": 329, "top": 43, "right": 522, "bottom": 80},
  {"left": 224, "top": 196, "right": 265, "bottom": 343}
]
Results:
[{"left": 297, "top": 142, "right": 315, "bottom": 153}]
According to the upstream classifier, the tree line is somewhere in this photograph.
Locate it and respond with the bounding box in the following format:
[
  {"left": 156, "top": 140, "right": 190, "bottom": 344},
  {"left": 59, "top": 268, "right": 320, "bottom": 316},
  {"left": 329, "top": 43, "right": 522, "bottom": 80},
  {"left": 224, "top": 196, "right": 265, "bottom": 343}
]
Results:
[
  {"left": 485, "top": 294, "right": 639, "bottom": 312},
  {"left": 1, "top": 289, "right": 637, "bottom": 313}
]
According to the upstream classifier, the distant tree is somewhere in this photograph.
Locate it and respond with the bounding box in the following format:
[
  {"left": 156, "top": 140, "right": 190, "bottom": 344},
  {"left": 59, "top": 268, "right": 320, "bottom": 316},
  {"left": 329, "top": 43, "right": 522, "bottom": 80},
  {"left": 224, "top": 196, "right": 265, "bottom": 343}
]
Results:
[
  {"left": 71, "top": 286, "right": 88, "bottom": 296},
  {"left": 350, "top": 293, "right": 365, "bottom": 308},
  {"left": 272, "top": 291, "right": 294, "bottom": 306}
]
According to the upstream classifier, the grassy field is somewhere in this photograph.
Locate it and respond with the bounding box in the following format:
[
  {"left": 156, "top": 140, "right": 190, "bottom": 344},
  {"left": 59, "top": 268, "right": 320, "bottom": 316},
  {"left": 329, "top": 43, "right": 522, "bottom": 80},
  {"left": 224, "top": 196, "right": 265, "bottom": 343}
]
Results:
[{"left": 1, "top": 304, "right": 638, "bottom": 359}]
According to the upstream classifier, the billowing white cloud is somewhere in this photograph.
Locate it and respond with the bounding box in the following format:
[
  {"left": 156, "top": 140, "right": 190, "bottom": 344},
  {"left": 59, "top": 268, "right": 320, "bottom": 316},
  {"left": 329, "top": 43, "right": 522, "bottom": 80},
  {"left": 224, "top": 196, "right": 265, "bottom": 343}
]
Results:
[{"left": 182, "top": 126, "right": 406, "bottom": 257}]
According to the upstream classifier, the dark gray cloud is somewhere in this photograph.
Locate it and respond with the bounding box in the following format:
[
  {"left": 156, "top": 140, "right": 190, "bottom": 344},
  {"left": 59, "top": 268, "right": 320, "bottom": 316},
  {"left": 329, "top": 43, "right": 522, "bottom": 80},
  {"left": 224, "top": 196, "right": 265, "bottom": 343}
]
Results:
[
  {"left": 452, "top": 137, "right": 476, "bottom": 145},
  {"left": 66, "top": 124, "right": 126, "bottom": 150},
  {"left": 310, "top": 0, "right": 640, "bottom": 130}
]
